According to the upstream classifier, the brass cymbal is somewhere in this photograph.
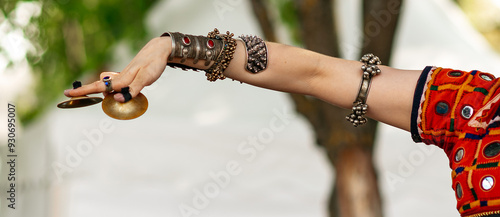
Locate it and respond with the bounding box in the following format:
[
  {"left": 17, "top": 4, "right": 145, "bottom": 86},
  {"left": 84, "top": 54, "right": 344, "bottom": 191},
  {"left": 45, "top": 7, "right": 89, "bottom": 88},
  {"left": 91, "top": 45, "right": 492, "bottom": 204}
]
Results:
[
  {"left": 102, "top": 93, "right": 148, "bottom": 120},
  {"left": 57, "top": 96, "right": 103, "bottom": 108}
]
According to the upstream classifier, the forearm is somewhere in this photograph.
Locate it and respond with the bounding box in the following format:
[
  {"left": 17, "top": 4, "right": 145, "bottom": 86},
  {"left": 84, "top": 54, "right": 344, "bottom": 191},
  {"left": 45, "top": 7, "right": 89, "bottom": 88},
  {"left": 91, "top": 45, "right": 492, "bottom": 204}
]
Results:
[
  {"left": 168, "top": 40, "right": 321, "bottom": 95},
  {"left": 224, "top": 42, "right": 321, "bottom": 95}
]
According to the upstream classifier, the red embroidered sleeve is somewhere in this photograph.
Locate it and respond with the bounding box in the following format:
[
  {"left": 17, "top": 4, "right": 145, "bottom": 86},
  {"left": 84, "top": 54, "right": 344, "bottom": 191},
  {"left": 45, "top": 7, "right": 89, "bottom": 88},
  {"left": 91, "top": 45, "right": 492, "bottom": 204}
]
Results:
[{"left": 411, "top": 66, "right": 500, "bottom": 216}]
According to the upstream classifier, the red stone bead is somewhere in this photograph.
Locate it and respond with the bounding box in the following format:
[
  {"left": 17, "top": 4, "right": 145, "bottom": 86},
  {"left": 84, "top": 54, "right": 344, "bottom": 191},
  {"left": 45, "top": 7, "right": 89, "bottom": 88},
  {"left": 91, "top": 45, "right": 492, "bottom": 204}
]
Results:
[
  {"left": 207, "top": 39, "right": 214, "bottom": 48},
  {"left": 183, "top": 36, "right": 190, "bottom": 45}
]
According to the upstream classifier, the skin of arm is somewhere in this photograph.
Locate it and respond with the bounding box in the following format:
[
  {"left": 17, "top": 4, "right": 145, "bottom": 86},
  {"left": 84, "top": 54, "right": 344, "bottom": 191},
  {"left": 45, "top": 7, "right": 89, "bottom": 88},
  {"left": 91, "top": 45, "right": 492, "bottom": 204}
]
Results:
[{"left": 64, "top": 36, "right": 422, "bottom": 131}]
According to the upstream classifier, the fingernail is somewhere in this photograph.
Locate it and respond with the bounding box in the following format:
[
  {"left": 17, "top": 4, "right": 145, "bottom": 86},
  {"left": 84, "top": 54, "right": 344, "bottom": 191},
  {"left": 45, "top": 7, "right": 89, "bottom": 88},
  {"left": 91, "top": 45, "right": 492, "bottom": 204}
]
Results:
[
  {"left": 64, "top": 89, "right": 71, "bottom": 96},
  {"left": 114, "top": 93, "right": 125, "bottom": 102}
]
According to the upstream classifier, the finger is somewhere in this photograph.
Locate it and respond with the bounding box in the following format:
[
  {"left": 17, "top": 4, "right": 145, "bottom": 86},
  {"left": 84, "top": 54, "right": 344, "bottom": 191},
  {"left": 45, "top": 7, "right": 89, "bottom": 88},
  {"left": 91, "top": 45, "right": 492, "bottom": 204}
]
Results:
[
  {"left": 64, "top": 72, "right": 122, "bottom": 97},
  {"left": 64, "top": 80, "right": 106, "bottom": 97},
  {"left": 100, "top": 72, "right": 121, "bottom": 96},
  {"left": 108, "top": 67, "right": 139, "bottom": 94},
  {"left": 113, "top": 73, "right": 148, "bottom": 103},
  {"left": 101, "top": 71, "right": 134, "bottom": 94},
  {"left": 119, "top": 87, "right": 133, "bottom": 103}
]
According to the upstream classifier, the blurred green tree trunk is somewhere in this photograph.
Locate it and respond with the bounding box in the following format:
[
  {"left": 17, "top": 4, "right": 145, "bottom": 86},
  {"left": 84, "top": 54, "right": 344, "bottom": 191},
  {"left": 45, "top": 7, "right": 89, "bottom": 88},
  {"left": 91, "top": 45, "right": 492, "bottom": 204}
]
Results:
[{"left": 249, "top": 0, "right": 403, "bottom": 216}]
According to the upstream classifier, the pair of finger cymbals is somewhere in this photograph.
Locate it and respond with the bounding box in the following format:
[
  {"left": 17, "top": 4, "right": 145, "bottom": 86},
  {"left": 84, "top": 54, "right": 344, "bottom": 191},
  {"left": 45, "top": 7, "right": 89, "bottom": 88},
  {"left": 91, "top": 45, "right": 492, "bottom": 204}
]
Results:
[{"left": 57, "top": 81, "right": 148, "bottom": 120}]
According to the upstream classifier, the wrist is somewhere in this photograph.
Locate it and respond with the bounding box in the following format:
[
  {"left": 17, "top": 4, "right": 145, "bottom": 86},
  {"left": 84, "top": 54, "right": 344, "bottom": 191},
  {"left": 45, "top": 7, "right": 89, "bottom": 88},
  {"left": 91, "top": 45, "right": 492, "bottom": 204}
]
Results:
[{"left": 154, "top": 36, "right": 172, "bottom": 61}]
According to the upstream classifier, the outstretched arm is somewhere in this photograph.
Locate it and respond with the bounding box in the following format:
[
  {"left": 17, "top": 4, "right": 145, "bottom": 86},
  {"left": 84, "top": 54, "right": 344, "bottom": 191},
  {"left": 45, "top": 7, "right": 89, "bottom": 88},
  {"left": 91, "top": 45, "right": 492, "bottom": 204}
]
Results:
[{"left": 64, "top": 35, "right": 421, "bottom": 131}]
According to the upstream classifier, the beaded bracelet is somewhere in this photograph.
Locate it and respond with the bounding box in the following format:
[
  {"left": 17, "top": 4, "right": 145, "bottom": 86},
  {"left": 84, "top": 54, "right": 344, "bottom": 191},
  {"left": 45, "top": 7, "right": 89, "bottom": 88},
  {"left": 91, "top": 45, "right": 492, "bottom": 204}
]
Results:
[
  {"left": 346, "top": 53, "right": 382, "bottom": 127},
  {"left": 205, "top": 29, "right": 237, "bottom": 81}
]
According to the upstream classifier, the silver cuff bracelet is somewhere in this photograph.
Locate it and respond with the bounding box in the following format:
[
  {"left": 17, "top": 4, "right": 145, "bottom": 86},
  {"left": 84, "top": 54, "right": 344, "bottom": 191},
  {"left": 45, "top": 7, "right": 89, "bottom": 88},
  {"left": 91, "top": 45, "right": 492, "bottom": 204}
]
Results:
[
  {"left": 162, "top": 32, "right": 225, "bottom": 67},
  {"left": 239, "top": 35, "right": 268, "bottom": 74}
]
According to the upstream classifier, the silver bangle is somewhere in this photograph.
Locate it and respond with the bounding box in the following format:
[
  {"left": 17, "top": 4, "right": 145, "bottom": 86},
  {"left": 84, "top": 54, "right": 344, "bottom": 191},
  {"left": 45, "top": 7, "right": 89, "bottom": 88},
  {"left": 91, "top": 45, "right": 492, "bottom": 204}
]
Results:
[{"left": 346, "top": 53, "right": 382, "bottom": 127}]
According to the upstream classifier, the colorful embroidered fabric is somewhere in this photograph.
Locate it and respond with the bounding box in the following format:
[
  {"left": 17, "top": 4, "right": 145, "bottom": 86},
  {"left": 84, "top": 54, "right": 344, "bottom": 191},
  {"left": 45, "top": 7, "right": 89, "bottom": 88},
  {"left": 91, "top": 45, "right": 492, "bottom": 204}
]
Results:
[{"left": 411, "top": 66, "right": 500, "bottom": 217}]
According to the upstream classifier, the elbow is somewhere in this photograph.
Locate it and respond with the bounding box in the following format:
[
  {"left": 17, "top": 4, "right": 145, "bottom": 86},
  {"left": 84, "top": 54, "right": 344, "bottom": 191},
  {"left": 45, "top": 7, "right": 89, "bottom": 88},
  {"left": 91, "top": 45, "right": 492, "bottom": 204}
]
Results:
[{"left": 304, "top": 53, "right": 328, "bottom": 97}]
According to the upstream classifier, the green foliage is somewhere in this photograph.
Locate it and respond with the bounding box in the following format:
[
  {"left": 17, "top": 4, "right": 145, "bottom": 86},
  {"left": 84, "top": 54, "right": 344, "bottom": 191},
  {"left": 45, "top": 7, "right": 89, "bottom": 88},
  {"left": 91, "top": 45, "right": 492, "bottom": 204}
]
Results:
[
  {"left": 269, "top": 0, "right": 302, "bottom": 45},
  {"left": 2, "top": 0, "right": 159, "bottom": 124},
  {"left": 1, "top": 0, "right": 20, "bottom": 14}
]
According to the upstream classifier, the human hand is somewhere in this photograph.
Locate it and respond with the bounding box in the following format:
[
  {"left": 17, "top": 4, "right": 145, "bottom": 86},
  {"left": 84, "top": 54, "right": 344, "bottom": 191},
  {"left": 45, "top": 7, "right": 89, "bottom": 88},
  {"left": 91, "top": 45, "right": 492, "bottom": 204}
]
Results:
[{"left": 64, "top": 36, "right": 172, "bottom": 102}]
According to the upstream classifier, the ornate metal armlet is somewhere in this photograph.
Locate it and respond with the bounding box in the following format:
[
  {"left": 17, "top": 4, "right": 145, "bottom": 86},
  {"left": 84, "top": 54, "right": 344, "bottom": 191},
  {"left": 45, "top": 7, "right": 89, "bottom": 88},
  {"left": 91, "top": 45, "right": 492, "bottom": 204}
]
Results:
[
  {"left": 239, "top": 35, "right": 268, "bottom": 73},
  {"left": 346, "top": 53, "right": 382, "bottom": 127}
]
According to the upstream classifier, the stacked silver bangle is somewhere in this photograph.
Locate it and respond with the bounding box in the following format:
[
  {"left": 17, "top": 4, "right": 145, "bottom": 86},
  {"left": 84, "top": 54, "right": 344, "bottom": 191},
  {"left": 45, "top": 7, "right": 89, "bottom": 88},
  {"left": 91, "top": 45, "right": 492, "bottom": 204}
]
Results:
[
  {"left": 161, "top": 30, "right": 268, "bottom": 81},
  {"left": 346, "top": 53, "right": 382, "bottom": 127}
]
